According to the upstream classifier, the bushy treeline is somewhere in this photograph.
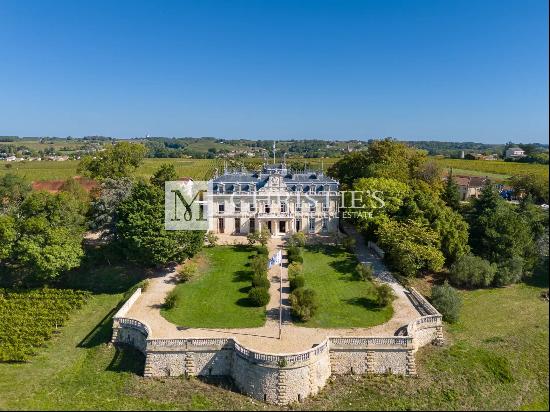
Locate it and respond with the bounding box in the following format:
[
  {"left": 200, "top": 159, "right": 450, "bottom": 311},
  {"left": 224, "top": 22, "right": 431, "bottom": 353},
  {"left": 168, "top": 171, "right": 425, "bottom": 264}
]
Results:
[
  {"left": 328, "top": 138, "right": 549, "bottom": 291},
  {"left": 0, "top": 142, "right": 205, "bottom": 289}
]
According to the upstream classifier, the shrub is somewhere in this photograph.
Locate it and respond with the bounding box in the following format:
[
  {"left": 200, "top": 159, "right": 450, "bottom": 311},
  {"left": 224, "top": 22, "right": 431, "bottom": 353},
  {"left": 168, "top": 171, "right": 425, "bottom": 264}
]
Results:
[
  {"left": 288, "top": 262, "right": 303, "bottom": 278},
  {"left": 289, "top": 287, "right": 319, "bottom": 321},
  {"left": 257, "top": 228, "right": 270, "bottom": 246},
  {"left": 248, "top": 287, "right": 270, "bottom": 307},
  {"left": 164, "top": 290, "right": 178, "bottom": 309},
  {"left": 356, "top": 263, "right": 374, "bottom": 281},
  {"left": 287, "top": 246, "right": 303, "bottom": 264},
  {"left": 374, "top": 283, "right": 395, "bottom": 307},
  {"left": 256, "top": 245, "right": 268, "bottom": 256},
  {"left": 205, "top": 232, "right": 218, "bottom": 247},
  {"left": 138, "top": 279, "right": 150, "bottom": 292},
  {"left": 289, "top": 275, "right": 306, "bottom": 290},
  {"left": 252, "top": 274, "right": 270, "bottom": 289},
  {"left": 431, "top": 281, "right": 462, "bottom": 323},
  {"left": 177, "top": 262, "right": 197, "bottom": 282},
  {"left": 250, "top": 254, "right": 268, "bottom": 277},
  {"left": 494, "top": 256, "right": 524, "bottom": 286},
  {"left": 247, "top": 232, "right": 260, "bottom": 245},
  {"left": 288, "top": 232, "right": 306, "bottom": 247},
  {"left": 449, "top": 254, "right": 496, "bottom": 288},
  {"left": 342, "top": 236, "right": 356, "bottom": 252}
]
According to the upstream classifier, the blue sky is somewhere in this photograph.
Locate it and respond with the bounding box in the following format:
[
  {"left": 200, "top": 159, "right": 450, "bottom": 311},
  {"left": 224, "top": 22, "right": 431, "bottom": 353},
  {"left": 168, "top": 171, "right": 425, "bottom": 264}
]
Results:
[{"left": 0, "top": 0, "right": 548, "bottom": 143}]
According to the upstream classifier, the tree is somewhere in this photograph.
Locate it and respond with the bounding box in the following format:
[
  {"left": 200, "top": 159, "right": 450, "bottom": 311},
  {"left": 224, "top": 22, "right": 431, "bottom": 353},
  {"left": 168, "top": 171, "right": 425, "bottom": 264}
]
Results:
[
  {"left": 150, "top": 163, "right": 177, "bottom": 188},
  {"left": 115, "top": 181, "right": 204, "bottom": 266},
  {"left": 449, "top": 254, "right": 497, "bottom": 288},
  {"left": 0, "top": 174, "right": 31, "bottom": 213},
  {"left": 1, "top": 191, "right": 86, "bottom": 286},
  {"left": 431, "top": 281, "right": 462, "bottom": 323},
  {"left": 511, "top": 174, "right": 549, "bottom": 204},
  {"left": 0, "top": 215, "right": 16, "bottom": 260},
  {"left": 88, "top": 178, "right": 133, "bottom": 237},
  {"left": 328, "top": 138, "right": 428, "bottom": 187},
  {"left": 289, "top": 287, "right": 319, "bottom": 321},
  {"left": 374, "top": 283, "right": 395, "bottom": 307},
  {"left": 355, "top": 263, "right": 373, "bottom": 281},
  {"left": 78, "top": 142, "right": 147, "bottom": 179},
  {"left": 442, "top": 169, "right": 461, "bottom": 210},
  {"left": 377, "top": 219, "right": 445, "bottom": 277},
  {"left": 248, "top": 287, "right": 270, "bottom": 307},
  {"left": 396, "top": 185, "right": 470, "bottom": 264},
  {"left": 469, "top": 184, "right": 537, "bottom": 282}
]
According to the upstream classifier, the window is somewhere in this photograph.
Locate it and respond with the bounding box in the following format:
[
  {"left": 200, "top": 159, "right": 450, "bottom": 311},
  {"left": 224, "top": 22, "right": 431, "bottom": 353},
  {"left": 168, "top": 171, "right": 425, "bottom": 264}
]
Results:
[
  {"left": 295, "top": 219, "right": 301, "bottom": 232},
  {"left": 218, "top": 203, "right": 225, "bottom": 214},
  {"left": 249, "top": 202, "right": 256, "bottom": 212},
  {"left": 296, "top": 200, "right": 302, "bottom": 212},
  {"left": 249, "top": 218, "right": 256, "bottom": 233},
  {"left": 323, "top": 201, "right": 329, "bottom": 212},
  {"left": 235, "top": 218, "right": 241, "bottom": 234},
  {"left": 309, "top": 217, "right": 315, "bottom": 232},
  {"left": 322, "top": 218, "right": 328, "bottom": 232},
  {"left": 264, "top": 204, "right": 270, "bottom": 213},
  {"left": 280, "top": 202, "right": 287, "bottom": 213},
  {"left": 218, "top": 218, "right": 225, "bottom": 233},
  {"left": 309, "top": 202, "right": 316, "bottom": 213},
  {"left": 235, "top": 201, "right": 241, "bottom": 213}
]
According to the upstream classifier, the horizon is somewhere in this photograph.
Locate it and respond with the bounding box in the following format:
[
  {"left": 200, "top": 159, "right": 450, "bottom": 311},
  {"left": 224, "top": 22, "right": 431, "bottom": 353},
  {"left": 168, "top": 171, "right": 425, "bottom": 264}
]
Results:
[{"left": 0, "top": 0, "right": 548, "bottom": 143}]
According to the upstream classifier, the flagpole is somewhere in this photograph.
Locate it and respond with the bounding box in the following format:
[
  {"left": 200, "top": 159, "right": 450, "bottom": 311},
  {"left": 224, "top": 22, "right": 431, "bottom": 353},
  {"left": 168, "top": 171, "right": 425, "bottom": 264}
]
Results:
[{"left": 279, "top": 248, "right": 282, "bottom": 340}]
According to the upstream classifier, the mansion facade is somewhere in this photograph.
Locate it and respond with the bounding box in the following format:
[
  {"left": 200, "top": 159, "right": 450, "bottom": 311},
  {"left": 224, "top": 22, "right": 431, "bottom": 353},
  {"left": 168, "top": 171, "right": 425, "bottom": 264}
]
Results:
[{"left": 208, "top": 164, "right": 340, "bottom": 236}]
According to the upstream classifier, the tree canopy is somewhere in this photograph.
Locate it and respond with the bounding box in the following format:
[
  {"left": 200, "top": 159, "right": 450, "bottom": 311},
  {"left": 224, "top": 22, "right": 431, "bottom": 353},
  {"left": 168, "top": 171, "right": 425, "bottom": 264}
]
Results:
[{"left": 78, "top": 141, "right": 147, "bottom": 179}]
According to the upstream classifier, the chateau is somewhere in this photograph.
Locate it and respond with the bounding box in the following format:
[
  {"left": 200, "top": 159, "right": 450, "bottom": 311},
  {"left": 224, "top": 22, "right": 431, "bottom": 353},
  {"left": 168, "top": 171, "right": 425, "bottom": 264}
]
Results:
[{"left": 208, "top": 163, "right": 340, "bottom": 235}]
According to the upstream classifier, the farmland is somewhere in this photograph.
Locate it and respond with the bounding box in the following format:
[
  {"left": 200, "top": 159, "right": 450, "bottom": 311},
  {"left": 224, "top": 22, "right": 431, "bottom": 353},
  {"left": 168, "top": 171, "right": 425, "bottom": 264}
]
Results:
[
  {"left": 0, "top": 289, "right": 90, "bottom": 362},
  {"left": 0, "top": 157, "right": 339, "bottom": 182},
  {"left": 433, "top": 158, "right": 549, "bottom": 181}
]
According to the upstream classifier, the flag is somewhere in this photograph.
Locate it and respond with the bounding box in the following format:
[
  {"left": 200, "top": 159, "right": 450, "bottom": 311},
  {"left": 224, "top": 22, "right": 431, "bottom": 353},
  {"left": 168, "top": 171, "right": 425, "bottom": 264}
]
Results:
[{"left": 268, "top": 250, "right": 283, "bottom": 269}]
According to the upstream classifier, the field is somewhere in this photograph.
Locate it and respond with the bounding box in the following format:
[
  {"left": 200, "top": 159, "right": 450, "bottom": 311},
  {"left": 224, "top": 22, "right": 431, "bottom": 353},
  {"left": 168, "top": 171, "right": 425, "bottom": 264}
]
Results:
[
  {"left": 433, "top": 158, "right": 549, "bottom": 181},
  {"left": 298, "top": 245, "right": 393, "bottom": 328},
  {"left": 0, "top": 157, "right": 339, "bottom": 182},
  {"left": 0, "top": 289, "right": 90, "bottom": 362},
  {"left": 161, "top": 246, "right": 266, "bottom": 328}
]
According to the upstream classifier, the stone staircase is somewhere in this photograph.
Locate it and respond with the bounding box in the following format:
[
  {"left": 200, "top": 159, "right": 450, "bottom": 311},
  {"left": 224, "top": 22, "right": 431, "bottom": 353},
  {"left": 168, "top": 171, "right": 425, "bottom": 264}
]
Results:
[
  {"left": 276, "top": 369, "right": 289, "bottom": 405},
  {"left": 366, "top": 350, "right": 375, "bottom": 374},
  {"left": 406, "top": 350, "right": 417, "bottom": 376},
  {"left": 308, "top": 365, "right": 317, "bottom": 395},
  {"left": 184, "top": 354, "right": 196, "bottom": 376},
  {"left": 143, "top": 355, "right": 154, "bottom": 377},
  {"left": 434, "top": 326, "right": 445, "bottom": 346}
]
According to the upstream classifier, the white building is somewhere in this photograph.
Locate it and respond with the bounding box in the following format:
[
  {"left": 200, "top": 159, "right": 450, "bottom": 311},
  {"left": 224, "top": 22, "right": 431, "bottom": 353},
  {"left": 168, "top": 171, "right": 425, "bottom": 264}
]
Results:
[
  {"left": 505, "top": 147, "right": 526, "bottom": 159},
  {"left": 209, "top": 163, "right": 340, "bottom": 236}
]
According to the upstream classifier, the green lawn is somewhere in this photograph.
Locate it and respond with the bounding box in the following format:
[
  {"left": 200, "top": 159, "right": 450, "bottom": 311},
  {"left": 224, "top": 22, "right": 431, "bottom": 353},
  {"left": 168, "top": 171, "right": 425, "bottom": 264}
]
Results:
[
  {"left": 161, "top": 245, "right": 266, "bottom": 328},
  {"left": 298, "top": 245, "right": 393, "bottom": 328},
  {"left": 300, "top": 281, "right": 549, "bottom": 411}
]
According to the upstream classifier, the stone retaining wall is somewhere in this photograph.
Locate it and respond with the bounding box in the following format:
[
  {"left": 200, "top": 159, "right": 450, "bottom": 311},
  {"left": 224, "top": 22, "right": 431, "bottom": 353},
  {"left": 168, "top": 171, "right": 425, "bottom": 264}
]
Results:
[{"left": 111, "top": 287, "right": 444, "bottom": 405}]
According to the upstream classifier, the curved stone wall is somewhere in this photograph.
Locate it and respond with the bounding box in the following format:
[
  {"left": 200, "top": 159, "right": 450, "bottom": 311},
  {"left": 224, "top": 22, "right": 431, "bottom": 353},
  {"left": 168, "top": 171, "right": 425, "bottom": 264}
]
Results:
[{"left": 111, "top": 287, "right": 444, "bottom": 405}]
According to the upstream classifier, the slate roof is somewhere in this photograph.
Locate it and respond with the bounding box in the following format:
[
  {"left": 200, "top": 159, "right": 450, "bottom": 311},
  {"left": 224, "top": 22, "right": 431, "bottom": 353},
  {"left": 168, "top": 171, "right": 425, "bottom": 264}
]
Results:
[{"left": 211, "top": 164, "right": 339, "bottom": 193}]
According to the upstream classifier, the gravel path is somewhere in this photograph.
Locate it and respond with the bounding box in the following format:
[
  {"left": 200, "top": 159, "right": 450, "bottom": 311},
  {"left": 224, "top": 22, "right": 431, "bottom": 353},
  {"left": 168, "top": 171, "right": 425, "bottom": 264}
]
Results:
[{"left": 126, "top": 231, "right": 422, "bottom": 353}]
